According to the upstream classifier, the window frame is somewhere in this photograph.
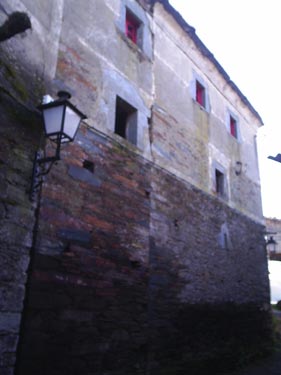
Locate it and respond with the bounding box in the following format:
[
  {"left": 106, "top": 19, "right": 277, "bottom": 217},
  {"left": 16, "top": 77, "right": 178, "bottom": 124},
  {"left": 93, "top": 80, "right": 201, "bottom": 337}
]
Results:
[
  {"left": 191, "top": 72, "right": 210, "bottom": 112},
  {"left": 215, "top": 169, "right": 225, "bottom": 196},
  {"left": 114, "top": 96, "right": 138, "bottom": 146},
  {"left": 212, "top": 161, "right": 228, "bottom": 200},
  {"left": 229, "top": 115, "right": 238, "bottom": 139},
  {"left": 117, "top": 1, "right": 152, "bottom": 59},
  {"left": 125, "top": 8, "right": 141, "bottom": 45},
  {"left": 196, "top": 80, "right": 206, "bottom": 107},
  {"left": 227, "top": 110, "right": 240, "bottom": 141}
]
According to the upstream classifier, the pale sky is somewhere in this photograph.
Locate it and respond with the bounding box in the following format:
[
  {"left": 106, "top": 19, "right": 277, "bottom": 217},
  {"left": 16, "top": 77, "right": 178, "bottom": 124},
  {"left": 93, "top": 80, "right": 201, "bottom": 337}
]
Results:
[{"left": 169, "top": 0, "right": 281, "bottom": 219}]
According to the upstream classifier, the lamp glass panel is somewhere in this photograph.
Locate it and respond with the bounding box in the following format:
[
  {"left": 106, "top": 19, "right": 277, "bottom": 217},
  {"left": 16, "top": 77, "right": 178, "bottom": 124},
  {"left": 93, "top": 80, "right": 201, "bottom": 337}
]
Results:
[
  {"left": 43, "top": 106, "right": 64, "bottom": 137},
  {"left": 62, "top": 106, "right": 82, "bottom": 141},
  {"left": 268, "top": 242, "right": 276, "bottom": 253}
]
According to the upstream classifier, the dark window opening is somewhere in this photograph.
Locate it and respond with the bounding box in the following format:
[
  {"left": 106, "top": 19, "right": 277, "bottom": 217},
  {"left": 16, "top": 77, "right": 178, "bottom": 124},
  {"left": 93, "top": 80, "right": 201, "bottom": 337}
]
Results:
[
  {"left": 230, "top": 115, "right": 237, "bottom": 138},
  {"left": 125, "top": 9, "right": 141, "bottom": 44},
  {"left": 215, "top": 169, "right": 224, "bottom": 195},
  {"left": 83, "top": 160, "right": 95, "bottom": 173},
  {"left": 115, "top": 96, "right": 137, "bottom": 145},
  {"left": 196, "top": 80, "right": 206, "bottom": 107}
]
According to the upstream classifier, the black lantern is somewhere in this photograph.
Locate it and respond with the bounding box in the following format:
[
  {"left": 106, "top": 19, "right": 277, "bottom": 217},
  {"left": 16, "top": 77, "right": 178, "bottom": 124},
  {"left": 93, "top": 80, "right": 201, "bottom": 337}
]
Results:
[
  {"left": 266, "top": 236, "right": 277, "bottom": 254},
  {"left": 30, "top": 91, "right": 87, "bottom": 200},
  {"left": 235, "top": 161, "right": 243, "bottom": 176}
]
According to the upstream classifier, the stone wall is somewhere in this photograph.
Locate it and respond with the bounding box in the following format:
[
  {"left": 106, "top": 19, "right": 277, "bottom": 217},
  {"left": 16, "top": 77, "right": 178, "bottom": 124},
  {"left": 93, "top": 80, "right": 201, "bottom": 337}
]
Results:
[
  {"left": 14, "top": 124, "right": 271, "bottom": 375},
  {"left": 0, "top": 4, "right": 46, "bottom": 372},
  {"left": 149, "top": 165, "right": 271, "bottom": 373},
  {"left": 0, "top": 1, "right": 272, "bottom": 374},
  {"left": 152, "top": 2, "right": 264, "bottom": 221},
  {"left": 0, "top": 92, "right": 40, "bottom": 375},
  {"left": 16, "top": 125, "right": 151, "bottom": 374}
]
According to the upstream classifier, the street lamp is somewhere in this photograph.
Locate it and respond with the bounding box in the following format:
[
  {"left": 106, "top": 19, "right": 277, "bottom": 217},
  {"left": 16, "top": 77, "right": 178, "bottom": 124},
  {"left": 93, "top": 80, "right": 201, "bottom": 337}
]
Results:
[
  {"left": 266, "top": 236, "right": 277, "bottom": 254},
  {"left": 30, "top": 91, "right": 87, "bottom": 200},
  {"left": 235, "top": 161, "right": 243, "bottom": 176}
]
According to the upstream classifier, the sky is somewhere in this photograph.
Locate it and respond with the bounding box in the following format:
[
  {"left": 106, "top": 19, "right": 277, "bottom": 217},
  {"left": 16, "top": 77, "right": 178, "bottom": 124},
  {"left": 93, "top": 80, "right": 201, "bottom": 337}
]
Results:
[{"left": 169, "top": 0, "right": 281, "bottom": 219}]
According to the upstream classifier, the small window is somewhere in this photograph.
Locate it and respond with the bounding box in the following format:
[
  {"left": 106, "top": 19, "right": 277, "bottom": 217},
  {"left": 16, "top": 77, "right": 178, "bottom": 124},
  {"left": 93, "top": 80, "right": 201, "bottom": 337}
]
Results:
[
  {"left": 125, "top": 9, "right": 141, "bottom": 44},
  {"left": 230, "top": 115, "right": 238, "bottom": 138},
  {"left": 215, "top": 169, "right": 224, "bottom": 195},
  {"left": 196, "top": 80, "right": 206, "bottom": 107},
  {"left": 115, "top": 96, "right": 137, "bottom": 145}
]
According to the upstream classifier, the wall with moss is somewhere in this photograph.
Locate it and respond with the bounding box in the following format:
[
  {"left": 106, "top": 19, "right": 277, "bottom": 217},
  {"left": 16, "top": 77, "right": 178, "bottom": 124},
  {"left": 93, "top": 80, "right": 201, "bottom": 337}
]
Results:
[
  {"left": 0, "top": 1, "right": 272, "bottom": 374},
  {"left": 0, "top": 91, "right": 40, "bottom": 375}
]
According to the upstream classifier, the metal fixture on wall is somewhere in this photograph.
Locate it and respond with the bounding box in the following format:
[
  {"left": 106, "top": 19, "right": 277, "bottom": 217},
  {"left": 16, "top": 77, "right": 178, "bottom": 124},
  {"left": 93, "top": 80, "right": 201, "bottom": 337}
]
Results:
[
  {"left": 30, "top": 91, "right": 87, "bottom": 200},
  {"left": 266, "top": 235, "right": 277, "bottom": 254},
  {"left": 268, "top": 153, "right": 281, "bottom": 163},
  {"left": 235, "top": 161, "right": 242, "bottom": 176}
]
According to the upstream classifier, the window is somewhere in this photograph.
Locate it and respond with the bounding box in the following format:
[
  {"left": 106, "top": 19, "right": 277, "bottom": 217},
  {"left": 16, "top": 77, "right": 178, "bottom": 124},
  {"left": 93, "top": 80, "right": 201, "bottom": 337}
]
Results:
[
  {"left": 196, "top": 80, "right": 206, "bottom": 107},
  {"left": 115, "top": 96, "right": 137, "bottom": 145},
  {"left": 125, "top": 9, "right": 141, "bottom": 44},
  {"left": 215, "top": 169, "right": 224, "bottom": 196},
  {"left": 230, "top": 115, "right": 238, "bottom": 138},
  {"left": 219, "top": 223, "right": 232, "bottom": 250}
]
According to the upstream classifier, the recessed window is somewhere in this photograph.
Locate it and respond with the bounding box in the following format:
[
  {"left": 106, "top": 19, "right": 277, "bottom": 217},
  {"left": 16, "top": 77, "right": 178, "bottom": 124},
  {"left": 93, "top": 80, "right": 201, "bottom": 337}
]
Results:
[
  {"left": 125, "top": 9, "right": 141, "bottom": 45},
  {"left": 115, "top": 96, "right": 137, "bottom": 145},
  {"left": 230, "top": 115, "right": 238, "bottom": 138},
  {"left": 215, "top": 169, "right": 224, "bottom": 196},
  {"left": 196, "top": 80, "right": 206, "bottom": 107}
]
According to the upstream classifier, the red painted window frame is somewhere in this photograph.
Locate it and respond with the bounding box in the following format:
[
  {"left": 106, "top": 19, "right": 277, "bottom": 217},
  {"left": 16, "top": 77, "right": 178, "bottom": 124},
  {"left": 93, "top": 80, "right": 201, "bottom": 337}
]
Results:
[
  {"left": 230, "top": 116, "right": 237, "bottom": 138},
  {"left": 126, "top": 10, "right": 140, "bottom": 44},
  {"left": 196, "top": 80, "right": 205, "bottom": 107}
]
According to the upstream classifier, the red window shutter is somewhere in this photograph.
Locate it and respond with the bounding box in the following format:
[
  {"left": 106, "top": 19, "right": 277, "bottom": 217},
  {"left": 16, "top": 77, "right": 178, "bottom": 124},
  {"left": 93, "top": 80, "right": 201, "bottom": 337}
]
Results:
[
  {"left": 230, "top": 116, "right": 237, "bottom": 138},
  {"left": 126, "top": 14, "right": 138, "bottom": 44},
  {"left": 196, "top": 81, "right": 205, "bottom": 106}
]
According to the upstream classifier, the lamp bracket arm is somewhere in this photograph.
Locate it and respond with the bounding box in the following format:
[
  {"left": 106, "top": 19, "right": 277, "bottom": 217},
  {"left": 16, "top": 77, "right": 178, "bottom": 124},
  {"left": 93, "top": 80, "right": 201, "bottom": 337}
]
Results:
[
  {"left": 37, "top": 155, "right": 60, "bottom": 164},
  {"left": 29, "top": 151, "right": 60, "bottom": 201}
]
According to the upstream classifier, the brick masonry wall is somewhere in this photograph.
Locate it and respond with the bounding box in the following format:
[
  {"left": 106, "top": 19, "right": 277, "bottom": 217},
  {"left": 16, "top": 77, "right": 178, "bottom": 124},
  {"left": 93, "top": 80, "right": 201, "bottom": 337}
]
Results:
[
  {"left": 14, "top": 123, "right": 272, "bottom": 375},
  {"left": 16, "top": 126, "right": 151, "bottom": 375}
]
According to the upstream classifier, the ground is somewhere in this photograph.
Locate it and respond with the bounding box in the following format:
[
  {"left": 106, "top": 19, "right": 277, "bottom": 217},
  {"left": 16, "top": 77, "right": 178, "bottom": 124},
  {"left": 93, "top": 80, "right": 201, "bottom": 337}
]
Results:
[{"left": 227, "top": 307, "right": 281, "bottom": 375}]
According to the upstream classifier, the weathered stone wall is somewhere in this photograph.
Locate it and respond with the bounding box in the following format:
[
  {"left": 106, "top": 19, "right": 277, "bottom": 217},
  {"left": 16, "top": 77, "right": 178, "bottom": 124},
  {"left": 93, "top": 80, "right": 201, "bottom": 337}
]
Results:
[
  {"left": 16, "top": 125, "right": 151, "bottom": 375},
  {"left": 15, "top": 125, "right": 271, "bottom": 374},
  {"left": 0, "top": 3, "right": 46, "bottom": 373},
  {"left": 0, "top": 93, "right": 40, "bottom": 375},
  {"left": 150, "top": 169, "right": 269, "bottom": 306},
  {"left": 153, "top": 2, "right": 264, "bottom": 221},
  {"left": 148, "top": 157, "right": 271, "bottom": 373},
  {"left": 0, "top": 1, "right": 272, "bottom": 374},
  {"left": 54, "top": 0, "right": 153, "bottom": 156}
]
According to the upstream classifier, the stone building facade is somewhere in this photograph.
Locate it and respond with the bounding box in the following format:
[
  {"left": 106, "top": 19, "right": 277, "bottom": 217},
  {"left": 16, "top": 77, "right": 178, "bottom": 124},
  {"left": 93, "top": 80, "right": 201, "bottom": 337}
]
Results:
[{"left": 0, "top": 1, "right": 271, "bottom": 374}]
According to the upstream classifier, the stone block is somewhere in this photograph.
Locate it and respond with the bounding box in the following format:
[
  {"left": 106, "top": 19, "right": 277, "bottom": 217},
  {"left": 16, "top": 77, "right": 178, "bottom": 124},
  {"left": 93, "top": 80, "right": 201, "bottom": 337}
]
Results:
[
  {"left": 0, "top": 313, "right": 21, "bottom": 334},
  {"left": 0, "top": 284, "right": 25, "bottom": 311}
]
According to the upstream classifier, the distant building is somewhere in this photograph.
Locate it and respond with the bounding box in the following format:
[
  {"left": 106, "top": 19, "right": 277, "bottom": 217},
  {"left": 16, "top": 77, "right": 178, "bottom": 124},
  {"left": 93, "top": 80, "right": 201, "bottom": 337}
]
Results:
[{"left": 0, "top": 1, "right": 271, "bottom": 374}]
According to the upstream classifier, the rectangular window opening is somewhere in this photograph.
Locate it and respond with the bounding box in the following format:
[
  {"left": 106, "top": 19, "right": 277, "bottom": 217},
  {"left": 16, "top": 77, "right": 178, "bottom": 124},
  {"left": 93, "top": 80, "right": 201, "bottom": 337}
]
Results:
[
  {"left": 230, "top": 115, "right": 237, "bottom": 138},
  {"left": 196, "top": 80, "right": 206, "bottom": 107},
  {"left": 215, "top": 169, "right": 224, "bottom": 195},
  {"left": 115, "top": 96, "right": 137, "bottom": 145},
  {"left": 125, "top": 9, "right": 141, "bottom": 44}
]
